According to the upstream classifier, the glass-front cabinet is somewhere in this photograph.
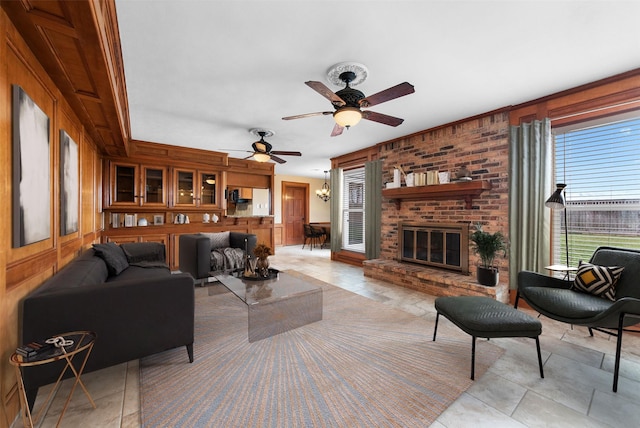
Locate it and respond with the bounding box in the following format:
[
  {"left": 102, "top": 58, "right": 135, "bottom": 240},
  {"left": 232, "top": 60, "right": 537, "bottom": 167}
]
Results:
[
  {"left": 175, "top": 170, "right": 195, "bottom": 206},
  {"left": 112, "top": 163, "right": 137, "bottom": 204},
  {"left": 143, "top": 166, "right": 167, "bottom": 206},
  {"left": 200, "top": 172, "right": 218, "bottom": 206},
  {"left": 110, "top": 162, "right": 167, "bottom": 207},
  {"left": 172, "top": 168, "right": 220, "bottom": 208}
]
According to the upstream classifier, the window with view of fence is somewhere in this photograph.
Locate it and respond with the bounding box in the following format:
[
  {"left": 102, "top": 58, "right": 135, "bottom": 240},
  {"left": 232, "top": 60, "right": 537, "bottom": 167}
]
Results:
[
  {"left": 553, "top": 114, "right": 640, "bottom": 266},
  {"left": 341, "top": 167, "right": 365, "bottom": 253}
]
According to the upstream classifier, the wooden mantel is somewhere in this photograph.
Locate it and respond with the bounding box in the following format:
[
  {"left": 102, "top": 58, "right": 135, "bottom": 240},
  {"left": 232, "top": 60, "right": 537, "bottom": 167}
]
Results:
[{"left": 382, "top": 180, "right": 492, "bottom": 209}]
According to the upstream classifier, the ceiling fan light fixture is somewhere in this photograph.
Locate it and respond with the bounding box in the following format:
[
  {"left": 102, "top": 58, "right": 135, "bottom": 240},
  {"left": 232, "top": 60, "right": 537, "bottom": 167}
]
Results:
[
  {"left": 333, "top": 107, "right": 362, "bottom": 128},
  {"left": 253, "top": 152, "right": 271, "bottom": 163}
]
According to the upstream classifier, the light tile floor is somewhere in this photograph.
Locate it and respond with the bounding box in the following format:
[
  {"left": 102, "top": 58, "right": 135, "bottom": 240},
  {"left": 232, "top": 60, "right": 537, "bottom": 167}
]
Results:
[{"left": 20, "top": 245, "right": 640, "bottom": 427}]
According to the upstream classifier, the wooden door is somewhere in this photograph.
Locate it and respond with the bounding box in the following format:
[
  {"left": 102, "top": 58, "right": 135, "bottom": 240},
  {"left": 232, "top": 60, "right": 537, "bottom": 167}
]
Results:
[{"left": 282, "top": 182, "right": 308, "bottom": 246}]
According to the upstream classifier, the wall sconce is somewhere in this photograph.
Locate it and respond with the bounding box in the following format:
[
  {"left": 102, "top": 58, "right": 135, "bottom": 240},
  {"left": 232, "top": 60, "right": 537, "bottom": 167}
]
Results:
[{"left": 316, "top": 170, "right": 331, "bottom": 202}]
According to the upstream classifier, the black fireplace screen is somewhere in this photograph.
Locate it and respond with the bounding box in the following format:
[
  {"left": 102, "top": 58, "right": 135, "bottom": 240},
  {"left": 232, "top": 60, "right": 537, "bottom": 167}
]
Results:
[{"left": 399, "top": 222, "right": 469, "bottom": 273}]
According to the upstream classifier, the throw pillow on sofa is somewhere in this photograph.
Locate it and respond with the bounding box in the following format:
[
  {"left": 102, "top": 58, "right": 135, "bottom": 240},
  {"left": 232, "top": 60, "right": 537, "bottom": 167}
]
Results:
[
  {"left": 92, "top": 242, "right": 129, "bottom": 276},
  {"left": 572, "top": 262, "right": 624, "bottom": 301}
]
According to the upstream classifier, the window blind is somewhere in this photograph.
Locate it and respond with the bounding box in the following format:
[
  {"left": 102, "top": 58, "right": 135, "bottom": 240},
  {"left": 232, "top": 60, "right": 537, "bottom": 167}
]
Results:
[
  {"left": 341, "top": 167, "right": 366, "bottom": 252},
  {"left": 553, "top": 115, "right": 640, "bottom": 266}
]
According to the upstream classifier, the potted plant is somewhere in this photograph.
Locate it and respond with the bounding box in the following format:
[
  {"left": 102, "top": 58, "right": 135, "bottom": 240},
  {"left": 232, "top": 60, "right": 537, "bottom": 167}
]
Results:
[{"left": 469, "top": 223, "right": 508, "bottom": 286}]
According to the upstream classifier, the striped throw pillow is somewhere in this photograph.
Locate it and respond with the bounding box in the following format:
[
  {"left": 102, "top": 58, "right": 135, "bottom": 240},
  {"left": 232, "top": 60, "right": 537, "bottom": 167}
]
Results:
[{"left": 572, "top": 262, "right": 624, "bottom": 301}]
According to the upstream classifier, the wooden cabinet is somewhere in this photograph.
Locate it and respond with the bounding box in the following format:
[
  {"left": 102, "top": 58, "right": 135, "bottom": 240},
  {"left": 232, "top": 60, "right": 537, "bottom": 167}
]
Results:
[
  {"left": 172, "top": 169, "right": 221, "bottom": 208},
  {"left": 109, "top": 162, "right": 167, "bottom": 207}
]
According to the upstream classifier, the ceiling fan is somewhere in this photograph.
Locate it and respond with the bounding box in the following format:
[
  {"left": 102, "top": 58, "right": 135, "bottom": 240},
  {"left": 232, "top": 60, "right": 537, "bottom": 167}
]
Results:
[
  {"left": 242, "top": 130, "right": 302, "bottom": 164},
  {"left": 282, "top": 71, "right": 415, "bottom": 137}
]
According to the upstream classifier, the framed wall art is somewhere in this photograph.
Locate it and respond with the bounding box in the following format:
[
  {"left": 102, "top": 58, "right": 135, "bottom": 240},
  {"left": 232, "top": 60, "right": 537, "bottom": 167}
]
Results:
[
  {"left": 12, "top": 84, "right": 51, "bottom": 248},
  {"left": 60, "top": 129, "right": 79, "bottom": 235}
]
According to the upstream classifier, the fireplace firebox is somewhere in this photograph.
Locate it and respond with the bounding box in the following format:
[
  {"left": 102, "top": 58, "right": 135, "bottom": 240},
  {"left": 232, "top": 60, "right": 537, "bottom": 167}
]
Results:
[{"left": 398, "top": 222, "right": 470, "bottom": 274}]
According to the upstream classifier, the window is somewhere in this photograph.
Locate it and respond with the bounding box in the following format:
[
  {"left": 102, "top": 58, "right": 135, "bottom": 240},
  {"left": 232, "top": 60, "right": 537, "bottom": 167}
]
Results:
[
  {"left": 552, "top": 114, "right": 640, "bottom": 266},
  {"left": 341, "top": 167, "right": 365, "bottom": 252}
]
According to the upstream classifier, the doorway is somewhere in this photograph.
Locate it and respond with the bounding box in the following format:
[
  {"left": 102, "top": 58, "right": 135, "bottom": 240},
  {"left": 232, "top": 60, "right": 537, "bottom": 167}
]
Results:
[{"left": 282, "top": 181, "right": 309, "bottom": 246}]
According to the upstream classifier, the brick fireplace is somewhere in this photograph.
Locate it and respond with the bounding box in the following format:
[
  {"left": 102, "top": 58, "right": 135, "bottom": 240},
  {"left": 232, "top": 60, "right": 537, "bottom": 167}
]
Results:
[
  {"left": 363, "top": 111, "right": 511, "bottom": 302},
  {"left": 399, "top": 222, "right": 469, "bottom": 274}
]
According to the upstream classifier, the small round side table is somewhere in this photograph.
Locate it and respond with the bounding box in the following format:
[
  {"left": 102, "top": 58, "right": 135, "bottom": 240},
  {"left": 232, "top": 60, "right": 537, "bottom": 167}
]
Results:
[
  {"left": 9, "top": 331, "right": 97, "bottom": 428},
  {"left": 545, "top": 264, "right": 577, "bottom": 281}
]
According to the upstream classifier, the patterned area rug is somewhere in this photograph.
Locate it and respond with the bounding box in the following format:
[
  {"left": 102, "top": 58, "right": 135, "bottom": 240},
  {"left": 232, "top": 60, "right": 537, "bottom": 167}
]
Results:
[{"left": 140, "top": 271, "right": 503, "bottom": 427}]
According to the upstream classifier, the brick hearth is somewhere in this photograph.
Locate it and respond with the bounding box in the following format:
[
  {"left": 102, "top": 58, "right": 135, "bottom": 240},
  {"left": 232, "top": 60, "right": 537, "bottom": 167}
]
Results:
[{"left": 363, "top": 259, "right": 509, "bottom": 304}]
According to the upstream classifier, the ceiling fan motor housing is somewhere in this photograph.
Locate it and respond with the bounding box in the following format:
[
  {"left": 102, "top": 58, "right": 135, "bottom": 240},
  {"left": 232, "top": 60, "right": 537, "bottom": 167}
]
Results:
[{"left": 334, "top": 71, "right": 365, "bottom": 108}]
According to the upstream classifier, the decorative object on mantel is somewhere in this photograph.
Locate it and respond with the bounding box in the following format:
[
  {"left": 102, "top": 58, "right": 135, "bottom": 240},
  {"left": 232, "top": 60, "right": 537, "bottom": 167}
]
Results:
[
  {"left": 427, "top": 170, "right": 439, "bottom": 185},
  {"left": 203, "top": 213, "right": 210, "bottom": 223},
  {"left": 212, "top": 213, "right": 219, "bottom": 223},
  {"left": 470, "top": 223, "right": 508, "bottom": 286},
  {"left": 455, "top": 165, "right": 471, "bottom": 181},
  {"left": 316, "top": 170, "right": 331, "bottom": 202},
  {"left": 405, "top": 172, "right": 415, "bottom": 187},
  {"left": 253, "top": 243, "right": 273, "bottom": 278},
  {"left": 438, "top": 171, "right": 450, "bottom": 184}
]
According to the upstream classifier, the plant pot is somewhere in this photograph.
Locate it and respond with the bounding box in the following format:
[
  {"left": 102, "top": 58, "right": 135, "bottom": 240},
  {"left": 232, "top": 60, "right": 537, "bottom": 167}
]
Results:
[{"left": 477, "top": 266, "right": 499, "bottom": 287}]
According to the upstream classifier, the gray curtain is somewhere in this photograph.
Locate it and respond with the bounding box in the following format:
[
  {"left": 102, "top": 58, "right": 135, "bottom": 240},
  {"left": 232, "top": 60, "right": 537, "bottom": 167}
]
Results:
[
  {"left": 364, "top": 160, "right": 382, "bottom": 259},
  {"left": 508, "top": 118, "right": 554, "bottom": 288},
  {"left": 329, "top": 167, "right": 342, "bottom": 252}
]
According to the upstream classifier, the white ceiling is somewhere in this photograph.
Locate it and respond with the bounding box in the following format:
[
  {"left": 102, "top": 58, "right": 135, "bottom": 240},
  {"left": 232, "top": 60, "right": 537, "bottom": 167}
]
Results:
[{"left": 115, "top": 0, "right": 640, "bottom": 179}]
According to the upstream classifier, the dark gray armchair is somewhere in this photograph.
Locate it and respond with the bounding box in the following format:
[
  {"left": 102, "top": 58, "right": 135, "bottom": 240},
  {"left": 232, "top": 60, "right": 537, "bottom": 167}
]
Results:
[
  {"left": 179, "top": 232, "right": 257, "bottom": 284},
  {"left": 515, "top": 246, "right": 640, "bottom": 392}
]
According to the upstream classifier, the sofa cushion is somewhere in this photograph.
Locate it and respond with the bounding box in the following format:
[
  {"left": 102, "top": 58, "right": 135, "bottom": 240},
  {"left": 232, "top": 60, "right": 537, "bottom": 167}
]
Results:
[
  {"left": 202, "top": 232, "right": 230, "bottom": 249},
  {"left": 121, "top": 242, "right": 166, "bottom": 263},
  {"left": 522, "top": 287, "right": 614, "bottom": 319},
  {"left": 572, "top": 262, "right": 624, "bottom": 301},
  {"left": 92, "top": 242, "right": 129, "bottom": 276}
]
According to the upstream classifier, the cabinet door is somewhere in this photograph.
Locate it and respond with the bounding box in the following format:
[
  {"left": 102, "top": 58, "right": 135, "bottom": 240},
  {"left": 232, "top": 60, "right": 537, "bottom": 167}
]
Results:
[
  {"left": 174, "top": 169, "right": 196, "bottom": 207},
  {"left": 142, "top": 166, "right": 167, "bottom": 206},
  {"left": 105, "top": 235, "right": 140, "bottom": 244},
  {"left": 111, "top": 163, "right": 140, "bottom": 206},
  {"left": 199, "top": 171, "right": 219, "bottom": 207}
]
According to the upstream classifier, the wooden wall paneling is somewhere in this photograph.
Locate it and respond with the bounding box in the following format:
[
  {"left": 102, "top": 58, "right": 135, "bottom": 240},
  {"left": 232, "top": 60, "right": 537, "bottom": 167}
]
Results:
[
  {"left": 5, "top": 24, "right": 57, "bottom": 266},
  {"left": 0, "top": 0, "right": 131, "bottom": 157},
  {"left": 0, "top": 12, "right": 14, "bottom": 425},
  {"left": 274, "top": 224, "right": 283, "bottom": 246},
  {"left": 510, "top": 68, "right": 640, "bottom": 126},
  {"left": 58, "top": 104, "right": 83, "bottom": 260},
  {"left": 0, "top": 9, "right": 108, "bottom": 426}
]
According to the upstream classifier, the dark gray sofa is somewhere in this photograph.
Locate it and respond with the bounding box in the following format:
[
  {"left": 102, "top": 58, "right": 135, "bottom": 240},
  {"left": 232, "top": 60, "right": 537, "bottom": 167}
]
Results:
[
  {"left": 179, "top": 232, "right": 257, "bottom": 283},
  {"left": 20, "top": 242, "right": 195, "bottom": 409}
]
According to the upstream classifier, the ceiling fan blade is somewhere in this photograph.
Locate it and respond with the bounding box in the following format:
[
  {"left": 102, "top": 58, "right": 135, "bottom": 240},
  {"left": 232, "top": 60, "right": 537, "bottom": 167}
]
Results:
[
  {"left": 305, "top": 81, "right": 346, "bottom": 106},
  {"left": 271, "top": 150, "right": 302, "bottom": 156},
  {"left": 269, "top": 154, "right": 287, "bottom": 164},
  {"left": 359, "top": 82, "right": 415, "bottom": 108},
  {"left": 282, "top": 111, "right": 333, "bottom": 120},
  {"left": 330, "top": 123, "right": 344, "bottom": 137},
  {"left": 362, "top": 110, "right": 405, "bottom": 127}
]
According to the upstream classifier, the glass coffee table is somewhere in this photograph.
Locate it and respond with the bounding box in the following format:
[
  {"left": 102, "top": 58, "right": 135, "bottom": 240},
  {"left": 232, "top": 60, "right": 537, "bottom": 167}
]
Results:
[{"left": 214, "top": 270, "right": 323, "bottom": 342}]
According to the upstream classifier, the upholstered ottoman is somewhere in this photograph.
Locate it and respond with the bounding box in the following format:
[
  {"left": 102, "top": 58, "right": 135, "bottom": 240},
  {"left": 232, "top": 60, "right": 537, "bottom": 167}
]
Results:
[{"left": 433, "top": 296, "right": 544, "bottom": 380}]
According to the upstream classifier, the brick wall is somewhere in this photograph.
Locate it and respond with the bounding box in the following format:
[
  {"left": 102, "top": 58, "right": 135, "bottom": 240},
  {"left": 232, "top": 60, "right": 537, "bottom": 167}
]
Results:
[{"left": 379, "top": 111, "right": 511, "bottom": 283}]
